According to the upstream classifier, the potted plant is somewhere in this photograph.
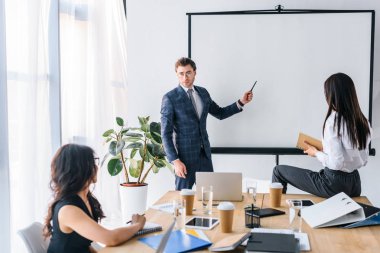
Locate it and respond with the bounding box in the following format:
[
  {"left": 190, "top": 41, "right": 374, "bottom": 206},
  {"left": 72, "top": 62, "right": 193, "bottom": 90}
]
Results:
[{"left": 101, "top": 116, "right": 172, "bottom": 220}]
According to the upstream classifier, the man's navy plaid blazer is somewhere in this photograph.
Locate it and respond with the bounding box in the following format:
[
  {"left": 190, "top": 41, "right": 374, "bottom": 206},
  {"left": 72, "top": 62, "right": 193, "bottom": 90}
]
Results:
[{"left": 161, "top": 85, "right": 242, "bottom": 171}]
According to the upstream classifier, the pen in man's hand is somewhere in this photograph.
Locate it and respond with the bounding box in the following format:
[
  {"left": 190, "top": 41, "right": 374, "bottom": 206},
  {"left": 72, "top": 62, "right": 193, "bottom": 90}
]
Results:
[
  {"left": 250, "top": 81, "right": 257, "bottom": 92},
  {"left": 126, "top": 213, "right": 145, "bottom": 224}
]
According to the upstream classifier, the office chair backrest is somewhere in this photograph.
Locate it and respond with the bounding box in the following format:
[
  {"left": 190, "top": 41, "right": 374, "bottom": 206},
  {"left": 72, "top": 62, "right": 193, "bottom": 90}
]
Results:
[{"left": 18, "top": 222, "right": 50, "bottom": 253}]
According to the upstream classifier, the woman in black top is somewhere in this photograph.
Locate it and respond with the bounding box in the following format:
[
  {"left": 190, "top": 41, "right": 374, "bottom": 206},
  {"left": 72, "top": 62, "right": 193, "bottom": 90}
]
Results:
[{"left": 44, "top": 144, "right": 146, "bottom": 253}]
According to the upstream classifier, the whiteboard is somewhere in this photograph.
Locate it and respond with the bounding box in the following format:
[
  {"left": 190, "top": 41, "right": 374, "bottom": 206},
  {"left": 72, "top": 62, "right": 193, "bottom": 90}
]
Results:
[{"left": 189, "top": 11, "right": 373, "bottom": 150}]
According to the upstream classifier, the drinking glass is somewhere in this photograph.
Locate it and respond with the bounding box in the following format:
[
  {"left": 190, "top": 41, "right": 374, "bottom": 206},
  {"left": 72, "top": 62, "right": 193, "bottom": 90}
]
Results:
[
  {"left": 173, "top": 199, "right": 186, "bottom": 230},
  {"left": 201, "top": 185, "right": 213, "bottom": 215},
  {"left": 246, "top": 180, "right": 258, "bottom": 207},
  {"left": 289, "top": 200, "right": 302, "bottom": 232}
]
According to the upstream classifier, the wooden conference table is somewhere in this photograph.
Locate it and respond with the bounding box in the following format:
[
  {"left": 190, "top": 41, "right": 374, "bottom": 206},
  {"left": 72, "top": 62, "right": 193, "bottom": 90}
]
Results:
[{"left": 99, "top": 191, "right": 380, "bottom": 253}]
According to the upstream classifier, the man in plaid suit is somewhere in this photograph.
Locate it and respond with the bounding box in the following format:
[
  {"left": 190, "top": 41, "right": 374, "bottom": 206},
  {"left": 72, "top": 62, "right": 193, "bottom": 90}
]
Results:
[{"left": 161, "top": 57, "right": 253, "bottom": 190}]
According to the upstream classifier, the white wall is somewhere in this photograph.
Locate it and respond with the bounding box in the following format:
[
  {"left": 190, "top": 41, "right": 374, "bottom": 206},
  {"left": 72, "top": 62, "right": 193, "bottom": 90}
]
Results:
[
  {"left": 126, "top": 0, "right": 380, "bottom": 207},
  {"left": 192, "top": 12, "right": 372, "bottom": 147}
]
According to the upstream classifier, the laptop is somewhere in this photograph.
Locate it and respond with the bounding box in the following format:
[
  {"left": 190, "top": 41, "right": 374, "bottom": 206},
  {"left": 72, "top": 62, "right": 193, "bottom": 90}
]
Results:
[
  {"left": 155, "top": 218, "right": 176, "bottom": 253},
  {"left": 196, "top": 172, "right": 243, "bottom": 201}
]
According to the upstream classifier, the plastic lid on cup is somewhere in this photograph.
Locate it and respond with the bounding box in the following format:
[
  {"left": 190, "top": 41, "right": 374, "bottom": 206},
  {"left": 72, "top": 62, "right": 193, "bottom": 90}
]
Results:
[
  {"left": 180, "top": 189, "right": 195, "bottom": 196},
  {"left": 217, "top": 202, "right": 235, "bottom": 210},
  {"left": 270, "top": 182, "right": 283, "bottom": 189}
]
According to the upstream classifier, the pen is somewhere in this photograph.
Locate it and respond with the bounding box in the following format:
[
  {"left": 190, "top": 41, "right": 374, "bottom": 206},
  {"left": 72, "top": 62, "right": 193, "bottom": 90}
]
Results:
[
  {"left": 250, "top": 81, "right": 257, "bottom": 92},
  {"left": 126, "top": 213, "right": 145, "bottom": 224},
  {"left": 260, "top": 193, "right": 265, "bottom": 209}
]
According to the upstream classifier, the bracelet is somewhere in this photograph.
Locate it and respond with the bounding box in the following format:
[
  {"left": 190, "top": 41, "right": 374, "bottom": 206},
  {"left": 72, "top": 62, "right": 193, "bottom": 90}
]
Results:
[{"left": 238, "top": 99, "right": 244, "bottom": 107}]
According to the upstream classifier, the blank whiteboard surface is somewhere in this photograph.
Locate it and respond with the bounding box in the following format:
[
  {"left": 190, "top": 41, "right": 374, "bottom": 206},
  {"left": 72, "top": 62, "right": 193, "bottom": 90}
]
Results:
[{"left": 190, "top": 12, "right": 372, "bottom": 148}]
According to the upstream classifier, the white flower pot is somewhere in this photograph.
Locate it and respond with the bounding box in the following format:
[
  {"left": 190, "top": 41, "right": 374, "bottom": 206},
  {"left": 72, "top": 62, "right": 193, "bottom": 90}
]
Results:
[{"left": 119, "top": 183, "right": 148, "bottom": 222}]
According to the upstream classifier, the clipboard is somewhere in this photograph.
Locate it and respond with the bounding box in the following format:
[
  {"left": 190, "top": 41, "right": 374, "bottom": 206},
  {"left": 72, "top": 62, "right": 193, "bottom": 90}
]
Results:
[{"left": 302, "top": 192, "right": 365, "bottom": 228}]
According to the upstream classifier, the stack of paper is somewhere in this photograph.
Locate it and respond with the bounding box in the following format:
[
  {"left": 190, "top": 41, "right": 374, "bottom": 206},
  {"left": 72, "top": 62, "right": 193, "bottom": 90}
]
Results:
[
  {"left": 252, "top": 228, "right": 310, "bottom": 251},
  {"left": 150, "top": 202, "right": 174, "bottom": 213}
]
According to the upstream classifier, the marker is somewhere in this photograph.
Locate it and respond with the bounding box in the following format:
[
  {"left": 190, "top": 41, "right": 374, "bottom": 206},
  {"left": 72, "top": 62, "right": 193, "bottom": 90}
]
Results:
[{"left": 250, "top": 81, "right": 257, "bottom": 92}]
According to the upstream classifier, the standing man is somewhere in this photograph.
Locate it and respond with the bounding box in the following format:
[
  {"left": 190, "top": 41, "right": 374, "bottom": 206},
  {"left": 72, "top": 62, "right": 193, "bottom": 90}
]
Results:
[{"left": 161, "top": 57, "right": 253, "bottom": 190}]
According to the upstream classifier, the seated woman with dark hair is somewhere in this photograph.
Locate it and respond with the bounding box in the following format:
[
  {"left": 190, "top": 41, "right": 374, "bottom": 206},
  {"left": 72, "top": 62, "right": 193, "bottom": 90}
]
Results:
[
  {"left": 44, "top": 144, "right": 146, "bottom": 253},
  {"left": 272, "top": 73, "right": 372, "bottom": 198}
]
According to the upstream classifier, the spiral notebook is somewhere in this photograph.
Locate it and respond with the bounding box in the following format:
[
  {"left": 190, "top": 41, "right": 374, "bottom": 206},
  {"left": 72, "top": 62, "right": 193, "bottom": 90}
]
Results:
[{"left": 135, "top": 222, "right": 163, "bottom": 236}]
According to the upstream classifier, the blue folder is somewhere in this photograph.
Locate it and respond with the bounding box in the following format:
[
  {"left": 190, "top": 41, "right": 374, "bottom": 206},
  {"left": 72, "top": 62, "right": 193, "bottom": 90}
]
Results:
[
  {"left": 344, "top": 202, "right": 380, "bottom": 228},
  {"left": 344, "top": 212, "right": 380, "bottom": 228},
  {"left": 138, "top": 229, "right": 212, "bottom": 253}
]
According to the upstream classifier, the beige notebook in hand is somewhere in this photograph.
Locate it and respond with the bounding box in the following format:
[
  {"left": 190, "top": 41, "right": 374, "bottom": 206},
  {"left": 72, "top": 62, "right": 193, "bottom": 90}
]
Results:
[{"left": 297, "top": 132, "right": 323, "bottom": 151}]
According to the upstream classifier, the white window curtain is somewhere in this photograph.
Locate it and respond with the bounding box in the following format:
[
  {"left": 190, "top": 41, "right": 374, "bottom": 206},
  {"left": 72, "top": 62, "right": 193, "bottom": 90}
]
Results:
[
  {"left": 4, "top": 0, "right": 53, "bottom": 252},
  {"left": 59, "top": 0, "right": 128, "bottom": 220},
  {"left": 4, "top": 0, "right": 129, "bottom": 252},
  {"left": 0, "top": 0, "right": 10, "bottom": 251}
]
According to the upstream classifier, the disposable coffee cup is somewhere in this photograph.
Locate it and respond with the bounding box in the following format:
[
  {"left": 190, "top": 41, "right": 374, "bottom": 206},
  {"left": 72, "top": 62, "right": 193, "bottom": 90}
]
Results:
[
  {"left": 217, "top": 202, "right": 235, "bottom": 233},
  {"left": 180, "top": 189, "right": 195, "bottom": 215},
  {"left": 270, "top": 182, "right": 283, "bottom": 208}
]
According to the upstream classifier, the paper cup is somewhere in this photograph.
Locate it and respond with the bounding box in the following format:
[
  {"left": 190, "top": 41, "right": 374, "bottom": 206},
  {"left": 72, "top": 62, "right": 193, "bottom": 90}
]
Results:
[
  {"left": 270, "top": 183, "right": 283, "bottom": 208},
  {"left": 180, "top": 189, "right": 195, "bottom": 215},
  {"left": 218, "top": 202, "right": 235, "bottom": 233}
]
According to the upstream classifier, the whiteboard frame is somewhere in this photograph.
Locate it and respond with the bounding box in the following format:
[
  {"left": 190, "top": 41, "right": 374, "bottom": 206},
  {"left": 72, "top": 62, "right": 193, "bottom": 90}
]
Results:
[{"left": 187, "top": 8, "right": 375, "bottom": 156}]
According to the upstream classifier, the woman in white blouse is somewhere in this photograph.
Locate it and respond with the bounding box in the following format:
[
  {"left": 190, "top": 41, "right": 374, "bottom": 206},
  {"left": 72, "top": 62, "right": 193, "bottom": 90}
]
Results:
[{"left": 272, "top": 73, "right": 372, "bottom": 198}]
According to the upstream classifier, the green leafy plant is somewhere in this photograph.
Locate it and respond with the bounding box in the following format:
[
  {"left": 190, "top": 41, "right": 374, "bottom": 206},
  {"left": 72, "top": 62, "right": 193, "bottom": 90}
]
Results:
[{"left": 102, "top": 116, "right": 172, "bottom": 184}]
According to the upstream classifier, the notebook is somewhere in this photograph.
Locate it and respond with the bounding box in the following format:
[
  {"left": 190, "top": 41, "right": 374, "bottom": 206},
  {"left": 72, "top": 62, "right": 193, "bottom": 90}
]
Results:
[
  {"left": 296, "top": 132, "right": 322, "bottom": 151},
  {"left": 135, "top": 222, "right": 162, "bottom": 236},
  {"left": 196, "top": 172, "right": 243, "bottom": 201},
  {"left": 246, "top": 232, "right": 299, "bottom": 253},
  {"left": 209, "top": 232, "right": 250, "bottom": 251},
  {"left": 139, "top": 229, "right": 212, "bottom": 253},
  {"left": 246, "top": 208, "right": 285, "bottom": 218}
]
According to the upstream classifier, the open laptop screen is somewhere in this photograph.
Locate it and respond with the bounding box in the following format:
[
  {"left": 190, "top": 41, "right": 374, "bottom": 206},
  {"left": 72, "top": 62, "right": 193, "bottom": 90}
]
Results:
[{"left": 196, "top": 172, "right": 243, "bottom": 201}]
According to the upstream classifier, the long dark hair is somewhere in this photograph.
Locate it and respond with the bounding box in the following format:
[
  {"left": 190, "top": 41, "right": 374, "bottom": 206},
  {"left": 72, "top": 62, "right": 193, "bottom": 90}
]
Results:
[
  {"left": 44, "top": 144, "right": 105, "bottom": 238},
  {"left": 323, "top": 73, "right": 370, "bottom": 149}
]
